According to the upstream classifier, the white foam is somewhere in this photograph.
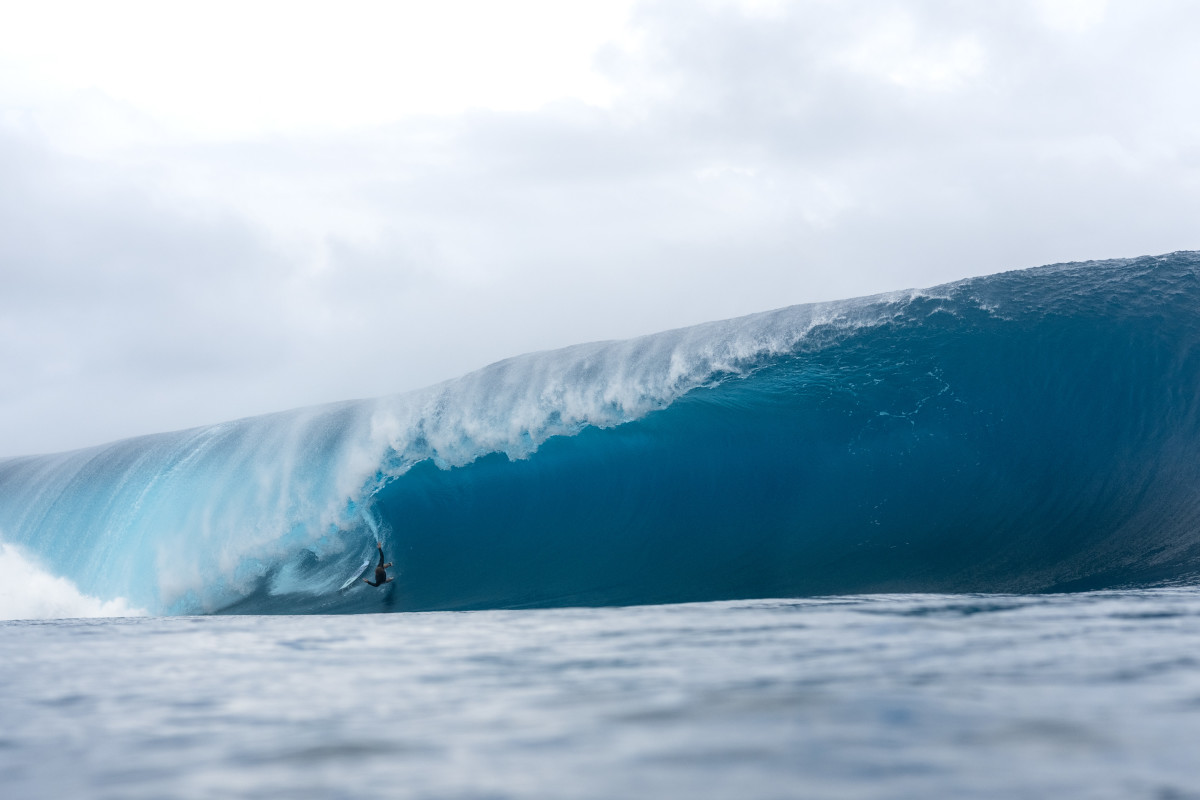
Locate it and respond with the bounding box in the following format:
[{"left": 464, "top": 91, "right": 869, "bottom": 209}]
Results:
[
  {"left": 0, "top": 288, "right": 926, "bottom": 614},
  {"left": 0, "top": 543, "right": 146, "bottom": 621},
  {"left": 364, "top": 289, "right": 916, "bottom": 474}
]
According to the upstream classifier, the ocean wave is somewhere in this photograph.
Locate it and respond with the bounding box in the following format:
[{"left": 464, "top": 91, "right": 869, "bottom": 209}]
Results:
[{"left": 2, "top": 252, "right": 1199, "bottom": 614}]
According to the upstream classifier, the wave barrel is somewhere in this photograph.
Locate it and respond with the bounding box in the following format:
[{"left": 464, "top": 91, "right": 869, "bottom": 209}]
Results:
[{"left": 3, "top": 253, "right": 1199, "bottom": 615}]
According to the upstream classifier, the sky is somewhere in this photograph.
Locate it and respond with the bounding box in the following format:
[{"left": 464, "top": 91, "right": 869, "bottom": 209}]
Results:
[{"left": 1, "top": 0, "right": 1198, "bottom": 456}]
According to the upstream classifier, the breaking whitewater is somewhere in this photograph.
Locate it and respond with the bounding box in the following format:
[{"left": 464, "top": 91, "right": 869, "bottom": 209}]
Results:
[{"left": 3, "top": 252, "right": 1199, "bottom": 618}]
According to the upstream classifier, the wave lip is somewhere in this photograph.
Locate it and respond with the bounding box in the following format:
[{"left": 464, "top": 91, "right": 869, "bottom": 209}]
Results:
[{"left": 3, "top": 251, "right": 1200, "bottom": 614}]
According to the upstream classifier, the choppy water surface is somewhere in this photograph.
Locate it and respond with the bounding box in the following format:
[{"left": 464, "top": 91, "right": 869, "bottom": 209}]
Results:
[{"left": 4, "top": 589, "right": 1200, "bottom": 799}]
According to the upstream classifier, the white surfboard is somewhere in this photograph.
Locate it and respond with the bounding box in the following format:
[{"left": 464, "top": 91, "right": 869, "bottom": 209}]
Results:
[{"left": 339, "top": 557, "right": 373, "bottom": 591}]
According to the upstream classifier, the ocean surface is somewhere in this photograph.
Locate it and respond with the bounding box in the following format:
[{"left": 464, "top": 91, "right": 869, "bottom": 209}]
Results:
[
  {"left": 4, "top": 591, "right": 1200, "bottom": 799},
  {"left": 2, "top": 252, "right": 1200, "bottom": 796}
]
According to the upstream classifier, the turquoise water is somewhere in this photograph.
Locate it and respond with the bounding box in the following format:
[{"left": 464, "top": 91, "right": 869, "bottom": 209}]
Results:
[
  {"left": 4, "top": 590, "right": 1200, "bottom": 799},
  {"left": 2, "top": 253, "right": 1199, "bottom": 616},
  {"left": 3, "top": 253, "right": 1199, "bottom": 796}
]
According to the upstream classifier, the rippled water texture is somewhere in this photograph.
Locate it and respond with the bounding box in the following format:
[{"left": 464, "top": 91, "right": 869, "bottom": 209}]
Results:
[{"left": 4, "top": 590, "right": 1200, "bottom": 799}]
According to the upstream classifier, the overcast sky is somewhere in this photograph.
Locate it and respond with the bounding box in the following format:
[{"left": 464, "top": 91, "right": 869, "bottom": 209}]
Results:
[{"left": 1, "top": 0, "right": 1198, "bottom": 456}]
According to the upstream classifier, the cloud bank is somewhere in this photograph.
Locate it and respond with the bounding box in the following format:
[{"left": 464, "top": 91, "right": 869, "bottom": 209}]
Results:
[{"left": 1, "top": 0, "right": 1198, "bottom": 455}]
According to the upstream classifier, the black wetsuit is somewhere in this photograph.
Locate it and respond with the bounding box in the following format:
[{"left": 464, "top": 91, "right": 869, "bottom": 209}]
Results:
[{"left": 364, "top": 546, "right": 392, "bottom": 587}]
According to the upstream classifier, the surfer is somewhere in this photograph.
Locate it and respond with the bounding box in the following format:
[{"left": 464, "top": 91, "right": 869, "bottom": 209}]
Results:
[{"left": 362, "top": 542, "right": 394, "bottom": 587}]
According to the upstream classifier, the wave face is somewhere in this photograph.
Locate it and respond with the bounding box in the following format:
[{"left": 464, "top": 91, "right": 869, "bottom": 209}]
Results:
[{"left": 2, "top": 252, "right": 1199, "bottom": 615}]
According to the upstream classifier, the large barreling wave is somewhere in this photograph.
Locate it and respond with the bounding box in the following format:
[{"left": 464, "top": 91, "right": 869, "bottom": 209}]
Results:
[{"left": 2, "top": 252, "right": 1199, "bottom": 617}]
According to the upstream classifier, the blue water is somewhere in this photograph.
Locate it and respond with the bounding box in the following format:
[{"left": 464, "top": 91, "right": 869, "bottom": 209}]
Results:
[
  {"left": 1, "top": 252, "right": 1198, "bottom": 614},
  {"left": 4, "top": 592, "right": 1200, "bottom": 799},
  {"left": 3, "top": 252, "right": 1200, "bottom": 797}
]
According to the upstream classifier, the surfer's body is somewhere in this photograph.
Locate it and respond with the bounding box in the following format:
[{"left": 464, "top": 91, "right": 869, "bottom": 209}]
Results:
[{"left": 363, "top": 543, "right": 393, "bottom": 587}]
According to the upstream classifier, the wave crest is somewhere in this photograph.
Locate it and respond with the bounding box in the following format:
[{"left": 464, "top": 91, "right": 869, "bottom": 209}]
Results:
[{"left": 2, "top": 252, "right": 1199, "bottom": 614}]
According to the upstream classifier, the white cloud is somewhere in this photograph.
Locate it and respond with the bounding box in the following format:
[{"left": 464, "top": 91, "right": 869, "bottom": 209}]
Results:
[
  {"left": 1, "top": 0, "right": 1198, "bottom": 456},
  {"left": 0, "top": 0, "right": 636, "bottom": 138},
  {"left": 839, "top": 12, "right": 985, "bottom": 91},
  {"left": 1035, "top": 0, "right": 1109, "bottom": 32}
]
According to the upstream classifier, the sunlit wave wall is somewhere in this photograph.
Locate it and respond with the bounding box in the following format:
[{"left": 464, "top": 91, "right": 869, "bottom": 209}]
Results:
[{"left": 2, "top": 252, "right": 1198, "bottom": 616}]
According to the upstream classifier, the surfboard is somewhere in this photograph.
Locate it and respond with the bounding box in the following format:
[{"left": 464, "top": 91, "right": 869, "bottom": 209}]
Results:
[{"left": 339, "top": 558, "right": 373, "bottom": 591}]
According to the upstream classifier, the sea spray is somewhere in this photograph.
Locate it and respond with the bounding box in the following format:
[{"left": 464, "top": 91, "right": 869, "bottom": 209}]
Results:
[{"left": 2, "top": 252, "right": 1199, "bottom": 615}]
